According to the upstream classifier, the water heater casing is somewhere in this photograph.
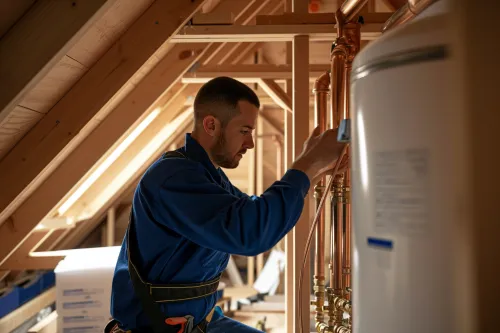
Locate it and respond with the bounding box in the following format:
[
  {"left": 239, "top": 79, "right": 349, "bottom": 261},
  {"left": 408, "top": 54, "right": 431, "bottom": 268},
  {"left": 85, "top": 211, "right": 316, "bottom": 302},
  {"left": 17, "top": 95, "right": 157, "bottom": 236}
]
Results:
[{"left": 350, "top": 2, "right": 472, "bottom": 333}]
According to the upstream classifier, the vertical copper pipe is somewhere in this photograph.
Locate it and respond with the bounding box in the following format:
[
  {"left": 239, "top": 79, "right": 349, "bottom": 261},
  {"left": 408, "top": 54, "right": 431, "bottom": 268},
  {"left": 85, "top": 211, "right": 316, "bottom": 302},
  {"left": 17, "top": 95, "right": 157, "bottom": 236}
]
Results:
[
  {"left": 313, "top": 72, "right": 330, "bottom": 324},
  {"left": 344, "top": 170, "right": 352, "bottom": 294},
  {"left": 332, "top": 175, "right": 345, "bottom": 295},
  {"left": 330, "top": 49, "right": 347, "bottom": 129},
  {"left": 314, "top": 72, "right": 329, "bottom": 279}
]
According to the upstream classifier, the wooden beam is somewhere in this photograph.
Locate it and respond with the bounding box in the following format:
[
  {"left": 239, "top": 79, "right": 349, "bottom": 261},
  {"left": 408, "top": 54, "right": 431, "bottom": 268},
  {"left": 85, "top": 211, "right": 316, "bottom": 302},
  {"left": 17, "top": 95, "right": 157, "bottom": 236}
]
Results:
[
  {"left": 258, "top": 79, "right": 293, "bottom": 112},
  {"left": 56, "top": 109, "right": 190, "bottom": 251},
  {"left": 172, "top": 23, "right": 383, "bottom": 42},
  {"left": 0, "top": 0, "right": 208, "bottom": 228},
  {"left": 292, "top": 34, "right": 310, "bottom": 333},
  {"left": 256, "top": 12, "right": 393, "bottom": 25},
  {"left": 283, "top": 2, "right": 294, "bottom": 331},
  {"left": 256, "top": 115, "right": 265, "bottom": 276},
  {"left": 0, "top": 230, "right": 64, "bottom": 270},
  {"left": 183, "top": 64, "right": 329, "bottom": 80},
  {"left": 0, "top": 44, "right": 207, "bottom": 267},
  {"left": 0, "top": 0, "right": 115, "bottom": 125},
  {"left": 0, "top": 287, "right": 55, "bottom": 333}
]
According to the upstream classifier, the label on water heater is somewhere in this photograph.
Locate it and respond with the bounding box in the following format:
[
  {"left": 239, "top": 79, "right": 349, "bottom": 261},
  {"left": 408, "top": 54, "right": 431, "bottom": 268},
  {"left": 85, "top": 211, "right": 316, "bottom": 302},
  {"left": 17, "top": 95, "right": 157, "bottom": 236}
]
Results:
[{"left": 373, "top": 148, "right": 430, "bottom": 235}]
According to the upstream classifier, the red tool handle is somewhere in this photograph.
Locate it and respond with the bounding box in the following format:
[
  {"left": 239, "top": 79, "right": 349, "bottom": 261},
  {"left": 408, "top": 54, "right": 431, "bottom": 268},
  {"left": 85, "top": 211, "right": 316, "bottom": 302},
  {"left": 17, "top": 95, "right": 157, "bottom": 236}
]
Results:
[{"left": 165, "top": 317, "right": 187, "bottom": 333}]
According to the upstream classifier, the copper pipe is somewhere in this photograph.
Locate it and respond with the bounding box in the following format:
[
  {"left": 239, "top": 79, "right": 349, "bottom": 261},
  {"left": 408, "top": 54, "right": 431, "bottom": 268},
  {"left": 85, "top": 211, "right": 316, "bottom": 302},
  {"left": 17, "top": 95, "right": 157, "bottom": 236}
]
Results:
[
  {"left": 330, "top": 48, "right": 347, "bottom": 129},
  {"left": 340, "top": 0, "right": 369, "bottom": 23},
  {"left": 313, "top": 73, "right": 330, "bottom": 280},
  {"left": 331, "top": 174, "right": 345, "bottom": 295},
  {"left": 343, "top": 169, "right": 352, "bottom": 296},
  {"left": 312, "top": 72, "right": 330, "bottom": 324},
  {"left": 382, "top": 0, "right": 438, "bottom": 32}
]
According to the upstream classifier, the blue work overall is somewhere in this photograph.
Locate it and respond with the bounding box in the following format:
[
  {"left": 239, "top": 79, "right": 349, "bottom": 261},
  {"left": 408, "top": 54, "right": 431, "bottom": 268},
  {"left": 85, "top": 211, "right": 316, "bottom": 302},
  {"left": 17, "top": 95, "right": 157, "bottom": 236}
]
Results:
[{"left": 108, "top": 134, "right": 310, "bottom": 333}]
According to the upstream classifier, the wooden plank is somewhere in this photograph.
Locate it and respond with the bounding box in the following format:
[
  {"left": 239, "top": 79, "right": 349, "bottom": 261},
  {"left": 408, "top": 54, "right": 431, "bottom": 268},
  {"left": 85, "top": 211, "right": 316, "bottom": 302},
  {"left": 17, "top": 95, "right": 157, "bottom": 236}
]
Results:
[
  {"left": 0, "top": 0, "right": 114, "bottom": 124},
  {"left": 35, "top": 229, "right": 67, "bottom": 252},
  {"left": 62, "top": 87, "right": 198, "bottom": 219},
  {"left": 256, "top": 115, "right": 265, "bottom": 276},
  {"left": 19, "top": 56, "right": 87, "bottom": 113},
  {"left": 283, "top": 4, "right": 294, "bottom": 331},
  {"left": 0, "top": 44, "right": 207, "bottom": 267},
  {"left": 256, "top": 12, "right": 393, "bottom": 25},
  {"left": 184, "top": 64, "right": 329, "bottom": 80},
  {"left": 0, "top": 106, "right": 43, "bottom": 160},
  {"left": 57, "top": 111, "right": 193, "bottom": 251},
  {"left": 0, "top": 287, "right": 56, "bottom": 333},
  {"left": 292, "top": 34, "right": 310, "bottom": 333},
  {"left": 0, "top": 230, "right": 64, "bottom": 270},
  {"left": 258, "top": 79, "right": 293, "bottom": 111},
  {"left": 172, "top": 23, "right": 382, "bottom": 42},
  {"left": 0, "top": 1, "right": 36, "bottom": 38},
  {"left": 67, "top": 0, "right": 155, "bottom": 67},
  {"left": 0, "top": 0, "right": 208, "bottom": 233}
]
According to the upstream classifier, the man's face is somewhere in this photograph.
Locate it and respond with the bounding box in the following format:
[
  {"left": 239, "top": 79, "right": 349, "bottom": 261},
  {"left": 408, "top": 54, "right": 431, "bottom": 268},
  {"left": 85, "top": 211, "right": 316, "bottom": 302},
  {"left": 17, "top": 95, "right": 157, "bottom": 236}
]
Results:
[{"left": 210, "top": 100, "right": 258, "bottom": 169}]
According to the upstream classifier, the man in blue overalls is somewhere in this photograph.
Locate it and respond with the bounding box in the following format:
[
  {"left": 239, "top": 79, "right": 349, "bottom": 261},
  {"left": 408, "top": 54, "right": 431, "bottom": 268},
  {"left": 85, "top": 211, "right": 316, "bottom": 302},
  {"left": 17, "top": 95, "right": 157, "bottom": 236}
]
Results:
[{"left": 107, "top": 77, "right": 346, "bottom": 333}]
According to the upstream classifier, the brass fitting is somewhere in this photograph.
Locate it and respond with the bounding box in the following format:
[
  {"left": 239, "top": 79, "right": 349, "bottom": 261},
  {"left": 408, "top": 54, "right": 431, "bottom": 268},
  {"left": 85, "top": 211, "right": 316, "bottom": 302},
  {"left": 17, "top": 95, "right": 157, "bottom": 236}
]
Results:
[
  {"left": 311, "top": 276, "right": 326, "bottom": 323},
  {"left": 331, "top": 174, "right": 346, "bottom": 202},
  {"left": 316, "top": 322, "right": 351, "bottom": 333},
  {"left": 332, "top": 296, "right": 352, "bottom": 315}
]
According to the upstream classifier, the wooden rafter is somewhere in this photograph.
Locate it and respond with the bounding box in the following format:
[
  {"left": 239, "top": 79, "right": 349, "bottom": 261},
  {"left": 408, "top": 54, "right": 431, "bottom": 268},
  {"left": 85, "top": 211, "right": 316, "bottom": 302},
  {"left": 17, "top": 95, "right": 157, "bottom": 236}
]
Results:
[
  {"left": 0, "top": 0, "right": 209, "bottom": 228},
  {"left": 258, "top": 79, "right": 293, "bottom": 112},
  {"left": 183, "top": 64, "right": 329, "bottom": 81},
  {"left": 0, "top": 230, "right": 63, "bottom": 271},
  {"left": 0, "top": 0, "right": 115, "bottom": 125},
  {"left": 0, "top": 0, "right": 210, "bottom": 267}
]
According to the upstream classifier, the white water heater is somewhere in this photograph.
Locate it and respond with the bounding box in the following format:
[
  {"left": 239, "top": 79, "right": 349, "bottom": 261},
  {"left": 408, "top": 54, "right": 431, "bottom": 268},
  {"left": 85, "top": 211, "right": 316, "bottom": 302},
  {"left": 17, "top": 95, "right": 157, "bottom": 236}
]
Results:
[{"left": 350, "top": 1, "right": 472, "bottom": 333}]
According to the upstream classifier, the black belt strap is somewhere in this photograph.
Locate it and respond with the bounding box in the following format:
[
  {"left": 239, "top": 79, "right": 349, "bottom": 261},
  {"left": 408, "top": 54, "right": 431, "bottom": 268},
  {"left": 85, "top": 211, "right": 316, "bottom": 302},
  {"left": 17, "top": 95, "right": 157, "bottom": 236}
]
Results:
[{"left": 126, "top": 150, "right": 220, "bottom": 333}]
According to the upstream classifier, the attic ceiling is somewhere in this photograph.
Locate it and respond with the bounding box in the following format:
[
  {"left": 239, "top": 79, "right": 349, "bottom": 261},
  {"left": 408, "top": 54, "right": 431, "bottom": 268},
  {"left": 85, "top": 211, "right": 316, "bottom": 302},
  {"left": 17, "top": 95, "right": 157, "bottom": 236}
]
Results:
[{"left": 0, "top": 0, "right": 397, "bottom": 287}]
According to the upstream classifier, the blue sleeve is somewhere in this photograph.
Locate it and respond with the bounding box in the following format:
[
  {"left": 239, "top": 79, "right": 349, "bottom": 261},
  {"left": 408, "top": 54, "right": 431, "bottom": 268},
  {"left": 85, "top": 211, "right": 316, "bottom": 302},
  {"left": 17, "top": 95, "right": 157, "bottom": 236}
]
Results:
[
  {"left": 230, "top": 184, "right": 250, "bottom": 199},
  {"left": 150, "top": 165, "right": 310, "bottom": 256}
]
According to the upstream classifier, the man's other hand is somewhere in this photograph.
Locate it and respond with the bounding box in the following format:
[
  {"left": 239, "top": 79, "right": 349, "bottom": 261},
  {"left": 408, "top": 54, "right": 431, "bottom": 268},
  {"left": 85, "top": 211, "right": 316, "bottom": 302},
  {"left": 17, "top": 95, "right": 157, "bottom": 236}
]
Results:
[{"left": 291, "top": 126, "right": 347, "bottom": 182}]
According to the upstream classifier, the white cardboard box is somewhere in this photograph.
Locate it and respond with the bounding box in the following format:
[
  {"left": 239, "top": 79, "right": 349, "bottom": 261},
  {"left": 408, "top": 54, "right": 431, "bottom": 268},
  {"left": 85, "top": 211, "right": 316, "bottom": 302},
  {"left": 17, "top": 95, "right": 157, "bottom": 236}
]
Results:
[{"left": 55, "top": 247, "right": 121, "bottom": 333}]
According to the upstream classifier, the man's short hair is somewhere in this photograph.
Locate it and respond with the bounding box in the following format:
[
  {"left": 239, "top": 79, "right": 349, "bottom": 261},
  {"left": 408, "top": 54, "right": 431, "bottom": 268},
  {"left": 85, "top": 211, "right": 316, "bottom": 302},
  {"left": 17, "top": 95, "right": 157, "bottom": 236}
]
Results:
[{"left": 193, "top": 76, "right": 260, "bottom": 128}]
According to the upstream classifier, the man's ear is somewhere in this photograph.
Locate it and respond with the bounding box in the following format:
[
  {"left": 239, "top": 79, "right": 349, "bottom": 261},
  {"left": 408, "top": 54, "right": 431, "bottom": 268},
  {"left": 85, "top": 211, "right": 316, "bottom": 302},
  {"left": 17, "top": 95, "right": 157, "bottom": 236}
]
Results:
[{"left": 203, "top": 116, "right": 218, "bottom": 137}]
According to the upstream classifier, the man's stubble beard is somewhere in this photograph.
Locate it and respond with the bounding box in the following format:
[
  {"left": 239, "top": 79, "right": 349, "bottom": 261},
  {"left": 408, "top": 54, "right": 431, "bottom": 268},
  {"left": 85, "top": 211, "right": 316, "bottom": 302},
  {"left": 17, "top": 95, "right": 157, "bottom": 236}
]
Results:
[{"left": 210, "top": 128, "right": 239, "bottom": 169}]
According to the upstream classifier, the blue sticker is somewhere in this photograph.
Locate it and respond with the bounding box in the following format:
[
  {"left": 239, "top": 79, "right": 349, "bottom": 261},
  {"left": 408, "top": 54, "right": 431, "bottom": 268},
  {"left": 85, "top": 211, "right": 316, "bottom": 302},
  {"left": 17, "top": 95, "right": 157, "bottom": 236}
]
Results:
[{"left": 367, "top": 237, "right": 393, "bottom": 250}]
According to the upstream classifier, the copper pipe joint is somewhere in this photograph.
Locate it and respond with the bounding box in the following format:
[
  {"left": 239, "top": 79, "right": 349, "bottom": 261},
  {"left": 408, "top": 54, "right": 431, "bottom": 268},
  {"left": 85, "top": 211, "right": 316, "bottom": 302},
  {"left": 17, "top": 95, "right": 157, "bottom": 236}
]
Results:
[
  {"left": 383, "top": 0, "right": 438, "bottom": 32},
  {"left": 340, "top": 0, "right": 369, "bottom": 23}
]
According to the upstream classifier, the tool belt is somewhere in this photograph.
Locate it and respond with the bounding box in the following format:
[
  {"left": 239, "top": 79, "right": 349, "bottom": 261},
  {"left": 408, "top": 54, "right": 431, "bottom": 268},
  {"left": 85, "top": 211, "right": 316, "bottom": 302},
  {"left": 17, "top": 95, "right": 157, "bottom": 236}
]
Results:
[{"left": 108, "top": 151, "right": 220, "bottom": 333}]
